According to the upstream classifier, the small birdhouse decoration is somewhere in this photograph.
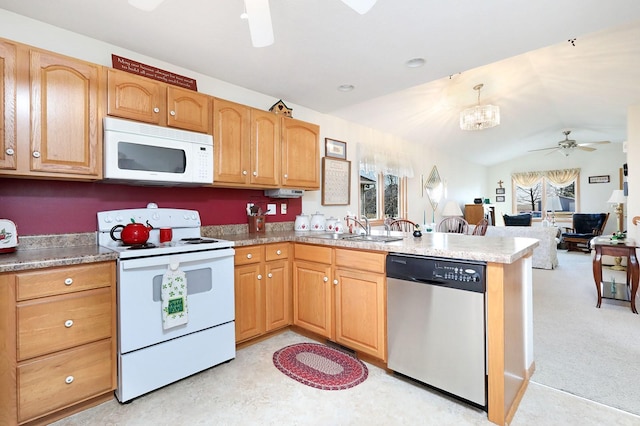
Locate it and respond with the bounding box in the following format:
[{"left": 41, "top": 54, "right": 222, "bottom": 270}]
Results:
[{"left": 269, "top": 99, "right": 293, "bottom": 117}]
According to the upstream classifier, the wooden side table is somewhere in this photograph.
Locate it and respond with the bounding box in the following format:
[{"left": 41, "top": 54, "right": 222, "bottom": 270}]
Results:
[{"left": 591, "top": 237, "right": 638, "bottom": 314}]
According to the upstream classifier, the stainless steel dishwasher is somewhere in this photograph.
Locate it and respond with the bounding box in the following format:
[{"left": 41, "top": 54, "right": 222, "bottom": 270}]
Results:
[{"left": 386, "top": 253, "right": 487, "bottom": 409}]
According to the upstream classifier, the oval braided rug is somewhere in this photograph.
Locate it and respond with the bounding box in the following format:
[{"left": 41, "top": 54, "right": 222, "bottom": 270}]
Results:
[{"left": 273, "top": 343, "right": 368, "bottom": 390}]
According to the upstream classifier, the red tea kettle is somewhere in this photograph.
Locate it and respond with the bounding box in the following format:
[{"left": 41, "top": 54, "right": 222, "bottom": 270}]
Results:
[{"left": 110, "top": 220, "right": 153, "bottom": 245}]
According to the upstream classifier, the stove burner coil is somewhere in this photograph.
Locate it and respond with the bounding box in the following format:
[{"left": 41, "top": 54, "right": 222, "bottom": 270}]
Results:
[{"left": 127, "top": 242, "right": 157, "bottom": 250}]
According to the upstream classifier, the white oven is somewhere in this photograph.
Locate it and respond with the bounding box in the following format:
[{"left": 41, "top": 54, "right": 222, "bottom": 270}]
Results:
[
  {"left": 97, "top": 207, "right": 235, "bottom": 403},
  {"left": 103, "top": 116, "right": 213, "bottom": 186}
]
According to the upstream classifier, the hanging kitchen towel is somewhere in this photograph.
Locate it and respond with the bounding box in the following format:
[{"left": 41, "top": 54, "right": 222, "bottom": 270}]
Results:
[{"left": 161, "top": 262, "right": 188, "bottom": 330}]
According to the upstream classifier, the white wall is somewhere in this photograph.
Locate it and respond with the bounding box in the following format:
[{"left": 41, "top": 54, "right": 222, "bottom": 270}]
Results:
[
  {"left": 0, "top": 9, "right": 487, "bottom": 225},
  {"left": 627, "top": 104, "right": 640, "bottom": 240},
  {"left": 487, "top": 143, "right": 626, "bottom": 235}
]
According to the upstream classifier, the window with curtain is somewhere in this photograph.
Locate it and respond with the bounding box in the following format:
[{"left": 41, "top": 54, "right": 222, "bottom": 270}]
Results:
[{"left": 512, "top": 168, "right": 580, "bottom": 220}]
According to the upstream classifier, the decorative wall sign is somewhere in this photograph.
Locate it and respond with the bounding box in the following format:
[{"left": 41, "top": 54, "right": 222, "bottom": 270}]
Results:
[
  {"left": 588, "top": 175, "right": 610, "bottom": 184},
  {"left": 496, "top": 187, "right": 505, "bottom": 195},
  {"left": 325, "top": 138, "right": 347, "bottom": 159},
  {"left": 322, "top": 158, "right": 351, "bottom": 205},
  {"left": 496, "top": 195, "right": 506, "bottom": 202},
  {"left": 112, "top": 54, "right": 197, "bottom": 91}
]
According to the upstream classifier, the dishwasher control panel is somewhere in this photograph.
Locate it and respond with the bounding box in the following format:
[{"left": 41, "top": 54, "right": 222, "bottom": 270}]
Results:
[{"left": 387, "top": 254, "right": 486, "bottom": 293}]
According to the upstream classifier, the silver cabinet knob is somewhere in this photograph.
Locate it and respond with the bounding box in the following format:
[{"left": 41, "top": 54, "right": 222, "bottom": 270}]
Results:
[
  {"left": 242, "top": 170, "right": 248, "bottom": 175},
  {"left": 253, "top": 171, "right": 258, "bottom": 176},
  {"left": 64, "top": 278, "right": 73, "bottom": 286},
  {"left": 64, "top": 319, "right": 74, "bottom": 328},
  {"left": 170, "top": 110, "right": 176, "bottom": 116},
  {"left": 246, "top": 253, "right": 252, "bottom": 259},
  {"left": 323, "top": 276, "right": 328, "bottom": 282},
  {"left": 32, "top": 151, "right": 41, "bottom": 158},
  {"left": 267, "top": 273, "right": 273, "bottom": 278},
  {"left": 333, "top": 279, "right": 338, "bottom": 285},
  {"left": 257, "top": 274, "right": 262, "bottom": 280},
  {"left": 283, "top": 174, "right": 288, "bottom": 179},
  {"left": 276, "top": 250, "right": 282, "bottom": 255},
  {"left": 65, "top": 376, "right": 74, "bottom": 384},
  {"left": 153, "top": 107, "right": 160, "bottom": 113},
  {"left": 6, "top": 148, "right": 14, "bottom": 155}
]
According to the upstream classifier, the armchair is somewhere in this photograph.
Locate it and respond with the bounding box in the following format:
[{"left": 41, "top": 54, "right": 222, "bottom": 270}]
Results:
[
  {"left": 503, "top": 213, "right": 532, "bottom": 226},
  {"left": 561, "top": 213, "right": 609, "bottom": 252}
]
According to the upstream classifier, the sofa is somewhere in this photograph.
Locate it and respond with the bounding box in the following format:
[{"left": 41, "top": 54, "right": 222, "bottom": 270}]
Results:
[{"left": 483, "top": 225, "right": 559, "bottom": 269}]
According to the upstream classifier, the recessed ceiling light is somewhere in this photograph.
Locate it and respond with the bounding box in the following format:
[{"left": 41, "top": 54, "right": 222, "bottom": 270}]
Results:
[
  {"left": 406, "top": 57, "right": 426, "bottom": 68},
  {"left": 337, "top": 84, "right": 355, "bottom": 92}
]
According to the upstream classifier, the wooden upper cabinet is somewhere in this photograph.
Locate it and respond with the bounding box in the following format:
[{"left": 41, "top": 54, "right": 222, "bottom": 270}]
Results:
[
  {"left": 250, "top": 108, "right": 279, "bottom": 186},
  {"left": 107, "top": 69, "right": 210, "bottom": 133},
  {"left": 30, "top": 49, "right": 102, "bottom": 177},
  {"left": 212, "top": 98, "right": 251, "bottom": 185},
  {"left": 0, "top": 40, "right": 17, "bottom": 171},
  {"left": 166, "top": 86, "right": 210, "bottom": 133},
  {"left": 107, "top": 69, "right": 162, "bottom": 125},
  {"left": 281, "top": 117, "right": 320, "bottom": 189}
]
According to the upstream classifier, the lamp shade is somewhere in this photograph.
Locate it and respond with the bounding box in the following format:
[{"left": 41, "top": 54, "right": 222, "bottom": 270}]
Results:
[
  {"left": 607, "top": 189, "right": 626, "bottom": 204},
  {"left": 548, "top": 195, "right": 562, "bottom": 211},
  {"left": 441, "top": 200, "right": 463, "bottom": 217}
]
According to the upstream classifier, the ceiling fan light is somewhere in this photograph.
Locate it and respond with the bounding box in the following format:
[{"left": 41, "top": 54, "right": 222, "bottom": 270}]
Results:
[
  {"left": 340, "top": 0, "right": 378, "bottom": 14},
  {"left": 128, "top": 0, "right": 165, "bottom": 11},
  {"left": 244, "top": 0, "right": 274, "bottom": 47}
]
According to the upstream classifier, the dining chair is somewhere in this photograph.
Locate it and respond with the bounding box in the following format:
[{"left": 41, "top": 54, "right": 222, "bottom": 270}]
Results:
[
  {"left": 471, "top": 218, "right": 489, "bottom": 236},
  {"left": 388, "top": 219, "right": 416, "bottom": 232},
  {"left": 437, "top": 217, "right": 469, "bottom": 234}
]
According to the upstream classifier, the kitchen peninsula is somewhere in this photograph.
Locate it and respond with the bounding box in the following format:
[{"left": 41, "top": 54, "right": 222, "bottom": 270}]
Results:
[{"left": 0, "top": 230, "right": 537, "bottom": 426}]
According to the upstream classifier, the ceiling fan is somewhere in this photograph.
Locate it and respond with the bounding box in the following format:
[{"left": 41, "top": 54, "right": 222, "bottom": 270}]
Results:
[
  {"left": 528, "top": 130, "right": 610, "bottom": 157},
  {"left": 128, "top": 0, "right": 378, "bottom": 47}
]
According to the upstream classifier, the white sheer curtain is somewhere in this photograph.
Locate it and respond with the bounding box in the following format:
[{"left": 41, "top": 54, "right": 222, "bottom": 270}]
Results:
[
  {"left": 358, "top": 133, "right": 415, "bottom": 178},
  {"left": 545, "top": 168, "right": 580, "bottom": 188},
  {"left": 511, "top": 171, "right": 542, "bottom": 188}
]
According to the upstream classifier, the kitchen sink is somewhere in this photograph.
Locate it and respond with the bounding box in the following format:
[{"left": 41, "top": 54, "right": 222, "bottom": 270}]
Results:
[
  {"left": 303, "top": 232, "right": 345, "bottom": 240},
  {"left": 342, "top": 235, "right": 405, "bottom": 243}
]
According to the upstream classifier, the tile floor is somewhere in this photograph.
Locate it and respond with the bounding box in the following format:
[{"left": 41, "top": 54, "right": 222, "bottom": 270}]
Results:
[{"left": 53, "top": 330, "right": 640, "bottom": 426}]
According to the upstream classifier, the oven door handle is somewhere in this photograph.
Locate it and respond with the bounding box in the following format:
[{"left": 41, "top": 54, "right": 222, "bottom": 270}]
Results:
[{"left": 121, "top": 248, "right": 235, "bottom": 270}]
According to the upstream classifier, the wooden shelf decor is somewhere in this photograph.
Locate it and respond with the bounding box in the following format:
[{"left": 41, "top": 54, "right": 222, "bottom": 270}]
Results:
[{"left": 322, "top": 157, "right": 351, "bottom": 205}]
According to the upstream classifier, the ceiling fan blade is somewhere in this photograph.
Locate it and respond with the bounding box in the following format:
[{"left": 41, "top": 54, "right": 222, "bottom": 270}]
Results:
[
  {"left": 244, "top": 0, "right": 274, "bottom": 47},
  {"left": 340, "top": 0, "right": 378, "bottom": 14},
  {"left": 578, "top": 140, "right": 610, "bottom": 146},
  {"left": 128, "top": 0, "right": 165, "bottom": 11},
  {"left": 528, "top": 146, "right": 560, "bottom": 152},
  {"left": 577, "top": 146, "right": 597, "bottom": 152}
]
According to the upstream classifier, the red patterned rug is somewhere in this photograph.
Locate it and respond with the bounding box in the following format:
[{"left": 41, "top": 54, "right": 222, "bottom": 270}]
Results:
[{"left": 273, "top": 343, "right": 368, "bottom": 390}]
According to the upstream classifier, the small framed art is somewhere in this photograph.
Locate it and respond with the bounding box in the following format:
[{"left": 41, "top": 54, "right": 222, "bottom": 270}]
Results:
[
  {"left": 325, "top": 138, "right": 347, "bottom": 160},
  {"left": 496, "top": 188, "right": 505, "bottom": 195},
  {"left": 588, "top": 175, "right": 610, "bottom": 184},
  {"left": 496, "top": 195, "right": 506, "bottom": 202}
]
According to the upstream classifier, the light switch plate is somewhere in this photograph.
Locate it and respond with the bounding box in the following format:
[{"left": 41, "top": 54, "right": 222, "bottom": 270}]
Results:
[{"left": 266, "top": 204, "right": 276, "bottom": 215}]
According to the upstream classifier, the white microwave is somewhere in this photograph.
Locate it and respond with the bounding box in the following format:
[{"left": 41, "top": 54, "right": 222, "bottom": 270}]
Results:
[{"left": 103, "top": 117, "right": 213, "bottom": 186}]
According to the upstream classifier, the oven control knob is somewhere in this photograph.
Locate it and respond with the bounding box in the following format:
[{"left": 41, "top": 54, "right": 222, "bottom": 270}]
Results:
[
  {"left": 115, "top": 215, "right": 123, "bottom": 223},
  {"left": 152, "top": 213, "right": 160, "bottom": 221},
  {"left": 103, "top": 215, "right": 113, "bottom": 224},
  {"left": 191, "top": 213, "right": 197, "bottom": 220}
]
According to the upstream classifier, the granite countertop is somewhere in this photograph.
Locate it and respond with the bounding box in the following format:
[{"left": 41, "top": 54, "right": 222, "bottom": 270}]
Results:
[{"left": 0, "top": 229, "right": 538, "bottom": 273}]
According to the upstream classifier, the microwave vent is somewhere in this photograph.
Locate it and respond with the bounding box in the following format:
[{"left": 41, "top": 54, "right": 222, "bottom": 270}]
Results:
[{"left": 264, "top": 189, "right": 304, "bottom": 198}]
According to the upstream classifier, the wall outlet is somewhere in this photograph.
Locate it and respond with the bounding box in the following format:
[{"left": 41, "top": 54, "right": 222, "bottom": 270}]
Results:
[
  {"left": 266, "top": 204, "right": 276, "bottom": 215},
  {"left": 281, "top": 203, "right": 287, "bottom": 214}
]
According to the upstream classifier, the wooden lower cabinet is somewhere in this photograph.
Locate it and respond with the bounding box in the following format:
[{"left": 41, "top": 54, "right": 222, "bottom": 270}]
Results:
[
  {"left": 0, "top": 261, "right": 116, "bottom": 426},
  {"left": 234, "top": 243, "right": 291, "bottom": 343},
  {"left": 293, "top": 244, "right": 387, "bottom": 361}
]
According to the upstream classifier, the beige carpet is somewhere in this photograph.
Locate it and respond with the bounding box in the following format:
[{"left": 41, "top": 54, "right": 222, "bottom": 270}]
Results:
[{"left": 531, "top": 250, "right": 640, "bottom": 415}]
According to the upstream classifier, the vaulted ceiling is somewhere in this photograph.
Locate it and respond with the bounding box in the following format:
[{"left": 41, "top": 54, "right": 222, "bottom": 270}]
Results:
[{"left": 1, "top": 0, "right": 640, "bottom": 165}]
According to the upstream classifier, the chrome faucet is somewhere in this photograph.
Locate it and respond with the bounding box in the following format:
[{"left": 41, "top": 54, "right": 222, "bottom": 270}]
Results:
[
  {"left": 384, "top": 223, "right": 391, "bottom": 237},
  {"left": 349, "top": 216, "right": 371, "bottom": 235}
]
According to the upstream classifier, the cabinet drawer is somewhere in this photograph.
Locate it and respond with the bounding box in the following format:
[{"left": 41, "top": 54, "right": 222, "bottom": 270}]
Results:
[
  {"left": 16, "top": 262, "right": 114, "bottom": 301},
  {"left": 18, "top": 339, "right": 113, "bottom": 423},
  {"left": 265, "top": 243, "right": 289, "bottom": 261},
  {"left": 294, "top": 244, "right": 332, "bottom": 264},
  {"left": 234, "top": 246, "right": 264, "bottom": 265},
  {"left": 335, "top": 249, "right": 386, "bottom": 274},
  {"left": 17, "top": 288, "right": 112, "bottom": 360}
]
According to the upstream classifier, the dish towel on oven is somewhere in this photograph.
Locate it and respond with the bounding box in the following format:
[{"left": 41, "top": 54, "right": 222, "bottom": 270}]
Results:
[{"left": 161, "top": 262, "right": 188, "bottom": 330}]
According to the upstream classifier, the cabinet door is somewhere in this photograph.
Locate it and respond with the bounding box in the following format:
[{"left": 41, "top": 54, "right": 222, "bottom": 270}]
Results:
[
  {"left": 107, "top": 69, "right": 162, "bottom": 124},
  {"left": 167, "top": 86, "right": 210, "bottom": 133},
  {"left": 0, "top": 40, "right": 16, "bottom": 170},
  {"left": 212, "top": 98, "right": 250, "bottom": 185},
  {"left": 250, "top": 109, "right": 279, "bottom": 186},
  {"left": 281, "top": 117, "right": 320, "bottom": 189},
  {"left": 234, "top": 263, "right": 264, "bottom": 342},
  {"left": 334, "top": 268, "right": 386, "bottom": 360},
  {"left": 265, "top": 259, "right": 290, "bottom": 331},
  {"left": 30, "top": 50, "right": 101, "bottom": 176},
  {"left": 292, "top": 259, "right": 332, "bottom": 338}
]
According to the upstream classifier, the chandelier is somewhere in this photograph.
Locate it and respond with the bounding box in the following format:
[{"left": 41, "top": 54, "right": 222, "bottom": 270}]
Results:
[{"left": 459, "top": 83, "right": 500, "bottom": 131}]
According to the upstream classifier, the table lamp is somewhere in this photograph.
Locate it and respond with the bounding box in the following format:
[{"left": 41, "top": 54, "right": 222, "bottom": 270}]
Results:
[
  {"left": 441, "top": 200, "right": 463, "bottom": 217},
  {"left": 547, "top": 195, "right": 562, "bottom": 226},
  {"left": 607, "top": 189, "right": 626, "bottom": 271}
]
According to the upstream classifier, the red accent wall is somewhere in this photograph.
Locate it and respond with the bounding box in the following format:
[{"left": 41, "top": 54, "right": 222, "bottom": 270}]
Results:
[{"left": 0, "top": 179, "right": 302, "bottom": 236}]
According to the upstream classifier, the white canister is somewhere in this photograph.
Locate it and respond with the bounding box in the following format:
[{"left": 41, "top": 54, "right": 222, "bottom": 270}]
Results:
[
  {"left": 325, "top": 216, "right": 338, "bottom": 232},
  {"left": 294, "top": 214, "right": 310, "bottom": 231},
  {"left": 333, "top": 219, "right": 344, "bottom": 234},
  {"left": 310, "top": 212, "right": 326, "bottom": 231}
]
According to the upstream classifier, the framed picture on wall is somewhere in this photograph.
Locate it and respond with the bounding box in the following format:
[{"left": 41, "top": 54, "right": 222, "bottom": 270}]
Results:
[
  {"left": 496, "top": 188, "right": 505, "bottom": 195},
  {"left": 325, "top": 138, "right": 347, "bottom": 159},
  {"left": 496, "top": 195, "right": 506, "bottom": 202}
]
